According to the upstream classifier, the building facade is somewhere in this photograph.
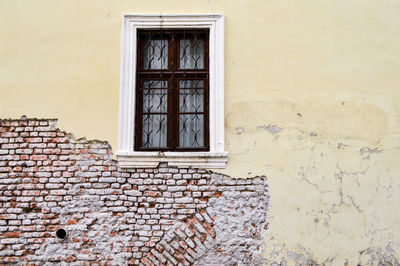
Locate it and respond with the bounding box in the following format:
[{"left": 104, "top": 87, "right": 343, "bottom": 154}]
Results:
[{"left": 1, "top": 0, "right": 400, "bottom": 265}]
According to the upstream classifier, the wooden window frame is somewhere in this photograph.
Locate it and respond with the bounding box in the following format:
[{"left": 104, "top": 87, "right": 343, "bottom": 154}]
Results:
[
  {"left": 117, "top": 15, "right": 228, "bottom": 168},
  {"left": 135, "top": 29, "right": 210, "bottom": 152}
]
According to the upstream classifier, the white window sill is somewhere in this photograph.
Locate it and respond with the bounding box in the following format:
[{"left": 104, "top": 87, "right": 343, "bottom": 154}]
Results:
[{"left": 116, "top": 151, "right": 228, "bottom": 169}]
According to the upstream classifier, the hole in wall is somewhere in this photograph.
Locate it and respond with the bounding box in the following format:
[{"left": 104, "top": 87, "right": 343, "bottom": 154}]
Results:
[
  {"left": 56, "top": 228, "right": 68, "bottom": 240},
  {"left": 22, "top": 207, "right": 33, "bottom": 213},
  {"left": 23, "top": 207, "right": 42, "bottom": 213}
]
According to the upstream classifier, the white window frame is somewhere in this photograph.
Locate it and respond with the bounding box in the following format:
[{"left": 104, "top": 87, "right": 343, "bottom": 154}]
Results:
[{"left": 117, "top": 14, "right": 228, "bottom": 168}]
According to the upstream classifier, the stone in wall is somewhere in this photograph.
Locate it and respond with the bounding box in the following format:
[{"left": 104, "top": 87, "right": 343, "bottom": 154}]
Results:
[{"left": 0, "top": 117, "right": 269, "bottom": 265}]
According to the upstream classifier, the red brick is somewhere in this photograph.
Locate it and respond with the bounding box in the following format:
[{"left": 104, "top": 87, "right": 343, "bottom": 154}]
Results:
[
  {"left": 30, "top": 155, "right": 47, "bottom": 160},
  {"left": 4, "top": 232, "right": 21, "bottom": 238},
  {"left": 65, "top": 256, "right": 76, "bottom": 262}
]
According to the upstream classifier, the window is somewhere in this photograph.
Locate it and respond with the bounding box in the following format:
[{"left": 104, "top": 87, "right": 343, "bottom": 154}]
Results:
[
  {"left": 136, "top": 29, "right": 209, "bottom": 151},
  {"left": 118, "top": 15, "right": 227, "bottom": 168}
]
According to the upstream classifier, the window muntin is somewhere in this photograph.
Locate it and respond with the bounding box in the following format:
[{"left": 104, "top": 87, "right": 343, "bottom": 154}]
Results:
[{"left": 135, "top": 29, "right": 209, "bottom": 151}]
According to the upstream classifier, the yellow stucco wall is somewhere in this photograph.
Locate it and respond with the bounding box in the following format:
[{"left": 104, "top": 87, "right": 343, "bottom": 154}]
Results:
[{"left": 1, "top": 0, "right": 400, "bottom": 264}]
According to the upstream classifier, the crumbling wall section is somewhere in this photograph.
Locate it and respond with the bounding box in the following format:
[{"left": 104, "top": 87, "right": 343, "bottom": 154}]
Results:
[{"left": 0, "top": 117, "right": 269, "bottom": 265}]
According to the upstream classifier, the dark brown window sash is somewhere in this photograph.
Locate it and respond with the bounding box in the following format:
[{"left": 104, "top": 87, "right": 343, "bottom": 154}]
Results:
[{"left": 135, "top": 29, "right": 210, "bottom": 152}]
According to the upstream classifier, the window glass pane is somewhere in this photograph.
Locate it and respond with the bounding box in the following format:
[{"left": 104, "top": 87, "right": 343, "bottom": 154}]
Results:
[
  {"left": 143, "top": 81, "right": 168, "bottom": 113},
  {"left": 143, "top": 80, "right": 168, "bottom": 89},
  {"left": 180, "top": 37, "right": 204, "bottom": 69},
  {"left": 179, "top": 89, "right": 204, "bottom": 113},
  {"left": 179, "top": 80, "right": 204, "bottom": 113},
  {"left": 179, "top": 80, "right": 204, "bottom": 89},
  {"left": 142, "top": 114, "right": 167, "bottom": 148},
  {"left": 144, "top": 39, "right": 168, "bottom": 70},
  {"left": 179, "top": 114, "right": 204, "bottom": 148}
]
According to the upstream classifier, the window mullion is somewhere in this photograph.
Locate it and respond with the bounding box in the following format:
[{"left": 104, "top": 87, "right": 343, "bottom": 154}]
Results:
[
  {"left": 167, "top": 33, "right": 176, "bottom": 150},
  {"left": 172, "top": 31, "right": 179, "bottom": 151}
]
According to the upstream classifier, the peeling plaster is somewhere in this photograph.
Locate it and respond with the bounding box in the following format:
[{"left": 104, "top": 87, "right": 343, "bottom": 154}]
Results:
[
  {"left": 360, "top": 147, "right": 383, "bottom": 160},
  {"left": 259, "top": 123, "right": 400, "bottom": 265},
  {"left": 0, "top": 118, "right": 270, "bottom": 265},
  {"left": 257, "top": 124, "right": 282, "bottom": 134}
]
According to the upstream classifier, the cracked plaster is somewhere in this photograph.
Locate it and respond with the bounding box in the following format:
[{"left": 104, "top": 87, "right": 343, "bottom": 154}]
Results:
[{"left": 225, "top": 98, "right": 400, "bottom": 265}]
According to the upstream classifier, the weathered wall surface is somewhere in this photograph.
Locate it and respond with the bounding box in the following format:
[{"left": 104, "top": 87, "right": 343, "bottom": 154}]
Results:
[
  {"left": 1, "top": 0, "right": 400, "bottom": 265},
  {"left": 229, "top": 99, "right": 400, "bottom": 265},
  {"left": 0, "top": 118, "right": 269, "bottom": 265}
]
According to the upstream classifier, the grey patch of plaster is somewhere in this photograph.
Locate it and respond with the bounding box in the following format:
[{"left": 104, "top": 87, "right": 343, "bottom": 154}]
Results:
[
  {"left": 271, "top": 260, "right": 287, "bottom": 266},
  {"left": 358, "top": 247, "right": 400, "bottom": 266},
  {"left": 309, "top": 132, "right": 318, "bottom": 137},
  {"left": 196, "top": 175, "right": 270, "bottom": 265},
  {"left": 287, "top": 250, "right": 318, "bottom": 265},
  {"left": 360, "top": 147, "right": 382, "bottom": 159},
  {"left": 266, "top": 245, "right": 323, "bottom": 266},
  {"left": 289, "top": 246, "right": 320, "bottom": 265},
  {"left": 258, "top": 124, "right": 282, "bottom": 134},
  {"left": 235, "top": 127, "right": 245, "bottom": 134},
  {"left": 337, "top": 142, "right": 347, "bottom": 149},
  {"left": 360, "top": 147, "right": 382, "bottom": 154}
]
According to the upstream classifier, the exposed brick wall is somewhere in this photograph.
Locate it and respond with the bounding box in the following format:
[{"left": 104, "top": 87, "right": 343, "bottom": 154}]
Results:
[{"left": 0, "top": 117, "right": 269, "bottom": 265}]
